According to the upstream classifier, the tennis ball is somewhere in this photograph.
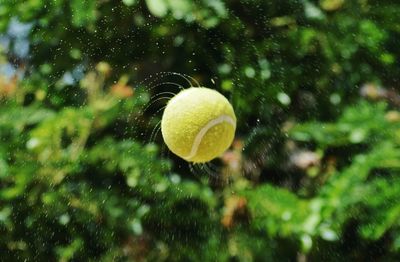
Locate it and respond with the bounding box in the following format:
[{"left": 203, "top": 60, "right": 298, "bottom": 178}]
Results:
[{"left": 161, "top": 87, "right": 236, "bottom": 163}]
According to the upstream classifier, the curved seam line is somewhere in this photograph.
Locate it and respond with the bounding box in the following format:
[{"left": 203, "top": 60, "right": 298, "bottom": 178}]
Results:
[{"left": 183, "top": 115, "right": 236, "bottom": 161}]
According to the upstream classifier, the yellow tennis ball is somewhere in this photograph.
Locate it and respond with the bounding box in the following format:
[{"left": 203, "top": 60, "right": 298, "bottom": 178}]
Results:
[{"left": 161, "top": 87, "right": 236, "bottom": 163}]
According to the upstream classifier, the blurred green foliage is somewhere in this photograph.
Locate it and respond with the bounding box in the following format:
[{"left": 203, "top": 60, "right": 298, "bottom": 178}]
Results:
[{"left": 1, "top": 0, "right": 400, "bottom": 261}]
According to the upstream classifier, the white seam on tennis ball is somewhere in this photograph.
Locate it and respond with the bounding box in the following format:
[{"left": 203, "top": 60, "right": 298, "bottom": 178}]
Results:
[{"left": 183, "top": 114, "right": 236, "bottom": 161}]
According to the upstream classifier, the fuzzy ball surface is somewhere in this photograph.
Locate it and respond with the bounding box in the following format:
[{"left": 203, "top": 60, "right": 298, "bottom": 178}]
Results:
[{"left": 161, "top": 87, "right": 236, "bottom": 163}]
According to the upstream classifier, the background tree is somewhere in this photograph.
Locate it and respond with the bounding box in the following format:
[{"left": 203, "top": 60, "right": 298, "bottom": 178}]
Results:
[{"left": 1, "top": 0, "right": 400, "bottom": 261}]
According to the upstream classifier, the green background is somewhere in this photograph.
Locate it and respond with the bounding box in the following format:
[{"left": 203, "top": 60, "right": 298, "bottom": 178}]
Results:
[{"left": 1, "top": 0, "right": 400, "bottom": 261}]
